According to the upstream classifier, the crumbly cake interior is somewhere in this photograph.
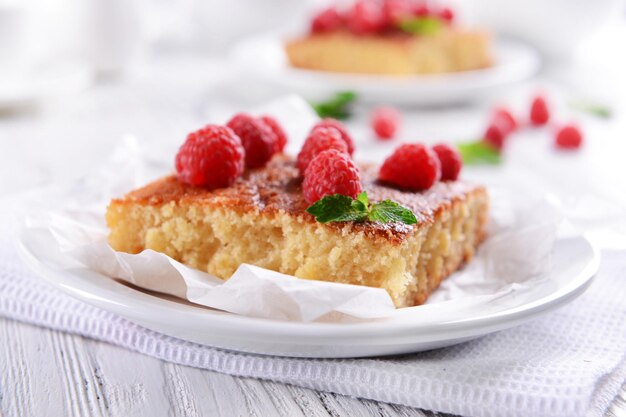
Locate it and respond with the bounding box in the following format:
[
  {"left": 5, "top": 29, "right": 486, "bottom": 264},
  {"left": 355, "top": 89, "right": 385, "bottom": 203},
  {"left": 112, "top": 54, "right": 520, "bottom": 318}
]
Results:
[
  {"left": 285, "top": 29, "right": 491, "bottom": 75},
  {"left": 106, "top": 158, "right": 488, "bottom": 308}
]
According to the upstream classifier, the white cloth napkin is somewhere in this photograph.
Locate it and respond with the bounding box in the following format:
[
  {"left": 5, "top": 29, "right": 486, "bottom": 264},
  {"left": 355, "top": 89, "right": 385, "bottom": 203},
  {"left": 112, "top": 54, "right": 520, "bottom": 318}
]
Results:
[{"left": 0, "top": 216, "right": 625, "bottom": 417}]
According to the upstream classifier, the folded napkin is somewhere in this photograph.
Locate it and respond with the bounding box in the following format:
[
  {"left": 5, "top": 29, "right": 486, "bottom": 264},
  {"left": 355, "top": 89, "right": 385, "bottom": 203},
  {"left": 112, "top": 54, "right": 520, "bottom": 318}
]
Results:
[{"left": 0, "top": 215, "right": 625, "bottom": 417}]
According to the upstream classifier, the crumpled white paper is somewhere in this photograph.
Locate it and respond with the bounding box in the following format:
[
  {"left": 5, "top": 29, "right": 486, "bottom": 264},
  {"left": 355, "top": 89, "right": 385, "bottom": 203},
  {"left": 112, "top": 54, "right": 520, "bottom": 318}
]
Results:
[{"left": 20, "top": 96, "right": 564, "bottom": 323}]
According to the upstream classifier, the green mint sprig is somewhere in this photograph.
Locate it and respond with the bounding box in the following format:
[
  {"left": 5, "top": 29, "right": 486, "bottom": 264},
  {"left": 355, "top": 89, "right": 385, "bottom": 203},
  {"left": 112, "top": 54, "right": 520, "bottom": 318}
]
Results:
[
  {"left": 569, "top": 101, "right": 612, "bottom": 119},
  {"left": 457, "top": 140, "right": 502, "bottom": 165},
  {"left": 398, "top": 17, "right": 443, "bottom": 36},
  {"left": 306, "top": 192, "right": 417, "bottom": 225},
  {"left": 310, "top": 91, "right": 357, "bottom": 120}
]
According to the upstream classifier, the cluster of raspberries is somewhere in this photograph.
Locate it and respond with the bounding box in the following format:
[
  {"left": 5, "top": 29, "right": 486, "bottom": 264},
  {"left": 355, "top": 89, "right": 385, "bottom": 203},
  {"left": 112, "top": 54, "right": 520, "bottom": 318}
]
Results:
[
  {"left": 310, "top": 0, "right": 453, "bottom": 36},
  {"left": 175, "top": 114, "right": 463, "bottom": 205},
  {"left": 175, "top": 113, "right": 287, "bottom": 189},
  {"left": 483, "top": 94, "right": 583, "bottom": 151}
]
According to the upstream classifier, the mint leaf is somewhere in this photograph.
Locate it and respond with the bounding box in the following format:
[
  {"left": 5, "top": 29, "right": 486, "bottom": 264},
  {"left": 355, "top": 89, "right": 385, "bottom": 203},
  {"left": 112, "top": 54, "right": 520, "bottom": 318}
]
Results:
[
  {"left": 311, "top": 91, "right": 357, "bottom": 120},
  {"left": 306, "top": 192, "right": 417, "bottom": 225},
  {"left": 398, "top": 17, "right": 442, "bottom": 36},
  {"left": 356, "top": 191, "right": 369, "bottom": 207},
  {"left": 369, "top": 200, "right": 418, "bottom": 224},
  {"left": 570, "top": 101, "right": 612, "bottom": 119},
  {"left": 306, "top": 194, "right": 368, "bottom": 223},
  {"left": 457, "top": 140, "right": 502, "bottom": 165}
]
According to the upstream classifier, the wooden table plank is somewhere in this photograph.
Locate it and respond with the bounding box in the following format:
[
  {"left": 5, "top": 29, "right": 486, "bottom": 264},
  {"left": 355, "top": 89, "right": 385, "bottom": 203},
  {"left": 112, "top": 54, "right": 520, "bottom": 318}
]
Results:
[{"left": 0, "top": 318, "right": 624, "bottom": 417}]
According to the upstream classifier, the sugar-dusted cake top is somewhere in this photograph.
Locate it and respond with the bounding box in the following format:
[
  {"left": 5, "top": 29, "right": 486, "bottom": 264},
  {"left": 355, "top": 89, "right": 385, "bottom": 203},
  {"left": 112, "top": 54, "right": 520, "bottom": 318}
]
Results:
[{"left": 113, "top": 155, "right": 483, "bottom": 243}]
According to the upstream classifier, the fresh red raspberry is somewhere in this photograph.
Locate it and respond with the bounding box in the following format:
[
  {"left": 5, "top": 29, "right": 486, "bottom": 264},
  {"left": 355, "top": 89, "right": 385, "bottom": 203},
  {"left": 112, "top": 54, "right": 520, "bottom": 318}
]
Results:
[
  {"left": 297, "top": 126, "right": 349, "bottom": 173},
  {"left": 303, "top": 149, "right": 362, "bottom": 204},
  {"left": 492, "top": 107, "right": 518, "bottom": 135},
  {"left": 555, "top": 124, "right": 583, "bottom": 150},
  {"left": 259, "top": 115, "right": 288, "bottom": 153},
  {"left": 313, "top": 118, "right": 355, "bottom": 154},
  {"left": 175, "top": 125, "right": 245, "bottom": 189},
  {"left": 530, "top": 95, "right": 550, "bottom": 126},
  {"left": 382, "top": 0, "right": 414, "bottom": 26},
  {"left": 311, "top": 7, "right": 343, "bottom": 33},
  {"left": 226, "top": 113, "right": 276, "bottom": 168},
  {"left": 483, "top": 123, "right": 506, "bottom": 150},
  {"left": 437, "top": 7, "right": 454, "bottom": 23},
  {"left": 371, "top": 106, "right": 401, "bottom": 140},
  {"left": 413, "top": 3, "right": 430, "bottom": 17},
  {"left": 432, "top": 143, "right": 462, "bottom": 181},
  {"left": 378, "top": 143, "right": 441, "bottom": 190},
  {"left": 346, "top": 0, "right": 385, "bottom": 35}
]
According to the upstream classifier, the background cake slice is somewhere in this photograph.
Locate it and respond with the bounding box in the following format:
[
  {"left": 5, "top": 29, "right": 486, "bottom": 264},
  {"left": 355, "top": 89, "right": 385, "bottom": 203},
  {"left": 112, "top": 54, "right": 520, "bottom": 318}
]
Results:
[
  {"left": 106, "top": 157, "right": 488, "bottom": 308},
  {"left": 285, "top": 29, "right": 492, "bottom": 75}
]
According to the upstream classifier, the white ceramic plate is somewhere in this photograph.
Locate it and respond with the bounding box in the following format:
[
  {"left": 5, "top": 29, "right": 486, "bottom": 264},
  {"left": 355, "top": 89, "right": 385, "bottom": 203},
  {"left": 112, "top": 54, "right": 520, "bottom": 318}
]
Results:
[
  {"left": 18, "top": 227, "right": 598, "bottom": 358},
  {"left": 230, "top": 34, "right": 541, "bottom": 105}
]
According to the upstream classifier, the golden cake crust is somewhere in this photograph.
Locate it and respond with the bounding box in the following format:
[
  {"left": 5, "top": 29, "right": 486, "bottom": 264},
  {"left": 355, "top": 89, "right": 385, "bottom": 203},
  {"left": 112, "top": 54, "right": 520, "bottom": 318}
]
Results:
[
  {"left": 285, "top": 29, "right": 492, "bottom": 75},
  {"left": 113, "top": 156, "right": 484, "bottom": 244}
]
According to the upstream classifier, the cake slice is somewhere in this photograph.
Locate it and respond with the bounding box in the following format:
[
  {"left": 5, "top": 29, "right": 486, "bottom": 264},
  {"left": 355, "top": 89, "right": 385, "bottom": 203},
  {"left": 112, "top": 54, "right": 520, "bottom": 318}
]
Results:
[
  {"left": 285, "top": 29, "right": 492, "bottom": 76},
  {"left": 106, "top": 156, "right": 488, "bottom": 308}
]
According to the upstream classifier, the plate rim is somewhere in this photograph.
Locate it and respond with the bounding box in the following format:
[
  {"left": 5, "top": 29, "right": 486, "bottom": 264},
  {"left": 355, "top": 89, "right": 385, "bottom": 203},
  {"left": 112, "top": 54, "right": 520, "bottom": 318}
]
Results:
[
  {"left": 230, "top": 34, "right": 542, "bottom": 96},
  {"left": 16, "top": 228, "right": 600, "bottom": 344}
]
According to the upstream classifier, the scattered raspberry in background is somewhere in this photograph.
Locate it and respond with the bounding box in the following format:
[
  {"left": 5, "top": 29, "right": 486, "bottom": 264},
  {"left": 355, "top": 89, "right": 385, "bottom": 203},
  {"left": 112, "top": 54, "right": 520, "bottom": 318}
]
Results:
[
  {"left": 260, "top": 115, "right": 288, "bottom": 153},
  {"left": 413, "top": 3, "right": 430, "bottom": 17},
  {"left": 555, "top": 124, "right": 583, "bottom": 150},
  {"left": 432, "top": 143, "right": 462, "bottom": 180},
  {"left": 226, "top": 113, "right": 277, "bottom": 168},
  {"left": 346, "top": 0, "right": 385, "bottom": 34},
  {"left": 530, "top": 95, "right": 550, "bottom": 126},
  {"left": 303, "top": 149, "right": 362, "bottom": 204},
  {"left": 437, "top": 7, "right": 454, "bottom": 23},
  {"left": 382, "top": 0, "right": 414, "bottom": 26},
  {"left": 311, "top": 7, "right": 343, "bottom": 33},
  {"left": 314, "top": 118, "right": 355, "bottom": 154},
  {"left": 379, "top": 143, "right": 441, "bottom": 190},
  {"left": 175, "top": 125, "right": 245, "bottom": 189},
  {"left": 483, "top": 123, "right": 506, "bottom": 150},
  {"left": 491, "top": 107, "right": 518, "bottom": 135},
  {"left": 371, "top": 106, "right": 401, "bottom": 140},
  {"left": 297, "top": 126, "right": 349, "bottom": 173}
]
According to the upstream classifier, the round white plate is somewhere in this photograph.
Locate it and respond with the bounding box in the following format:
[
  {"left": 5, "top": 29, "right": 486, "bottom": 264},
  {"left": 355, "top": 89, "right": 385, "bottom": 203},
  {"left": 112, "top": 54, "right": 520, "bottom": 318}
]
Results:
[
  {"left": 230, "top": 34, "right": 541, "bottom": 105},
  {"left": 18, "top": 228, "right": 598, "bottom": 358}
]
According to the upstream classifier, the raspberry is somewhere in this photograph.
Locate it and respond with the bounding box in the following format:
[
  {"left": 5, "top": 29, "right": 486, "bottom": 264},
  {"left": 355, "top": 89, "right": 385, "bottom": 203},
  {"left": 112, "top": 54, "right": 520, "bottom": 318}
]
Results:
[
  {"left": 303, "top": 149, "right": 362, "bottom": 204},
  {"left": 492, "top": 107, "right": 518, "bottom": 135},
  {"left": 311, "top": 7, "right": 343, "bottom": 33},
  {"left": 413, "top": 3, "right": 430, "bottom": 17},
  {"left": 371, "top": 106, "right": 401, "bottom": 140},
  {"left": 530, "top": 95, "right": 550, "bottom": 126},
  {"left": 297, "top": 126, "right": 349, "bottom": 173},
  {"left": 382, "top": 0, "right": 414, "bottom": 26},
  {"left": 175, "top": 125, "right": 245, "bottom": 189},
  {"left": 432, "top": 143, "right": 462, "bottom": 181},
  {"left": 378, "top": 143, "right": 441, "bottom": 190},
  {"left": 259, "top": 115, "right": 288, "bottom": 153},
  {"left": 314, "top": 118, "right": 355, "bottom": 154},
  {"left": 226, "top": 113, "right": 276, "bottom": 168},
  {"left": 437, "top": 7, "right": 454, "bottom": 23},
  {"left": 483, "top": 123, "right": 506, "bottom": 150},
  {"left": 555, "top": 124, "right": 583, "bottom": 150},
  {"left": 346, "top": 0, "right": 385, "bottom": 35}
]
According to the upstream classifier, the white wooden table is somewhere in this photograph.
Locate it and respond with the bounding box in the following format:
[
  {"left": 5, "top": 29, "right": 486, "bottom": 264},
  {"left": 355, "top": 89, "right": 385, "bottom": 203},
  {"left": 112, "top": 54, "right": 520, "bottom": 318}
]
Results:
[
  {"left": 1, "top": 318, "right": 624, "bottom": 417},
  {"left": 1, "top": 55, "right": 626, "bottom": 417}
]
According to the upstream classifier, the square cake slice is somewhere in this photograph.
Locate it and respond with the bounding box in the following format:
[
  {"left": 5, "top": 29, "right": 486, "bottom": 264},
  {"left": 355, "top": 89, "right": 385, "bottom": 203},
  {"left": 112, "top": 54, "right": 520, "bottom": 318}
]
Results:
[
  {"left": 285, "top": 29, "right": 492, "bottom": 76},
  {"left": 106, "top": 156, "right": 488, "bottom": 308}
]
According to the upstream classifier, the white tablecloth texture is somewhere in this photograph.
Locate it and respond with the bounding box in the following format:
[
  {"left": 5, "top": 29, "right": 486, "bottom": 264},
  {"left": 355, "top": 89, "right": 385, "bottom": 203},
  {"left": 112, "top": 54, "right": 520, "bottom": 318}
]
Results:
[{"left": 0, "top": 216, "right": 624, "bottom": 417}]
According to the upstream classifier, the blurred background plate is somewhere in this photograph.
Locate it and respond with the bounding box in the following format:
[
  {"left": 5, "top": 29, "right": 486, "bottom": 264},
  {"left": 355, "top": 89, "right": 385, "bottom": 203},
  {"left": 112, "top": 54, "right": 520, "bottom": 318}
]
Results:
[{"left": 231, "top": 34, "right": 541, "bottom": 105}]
